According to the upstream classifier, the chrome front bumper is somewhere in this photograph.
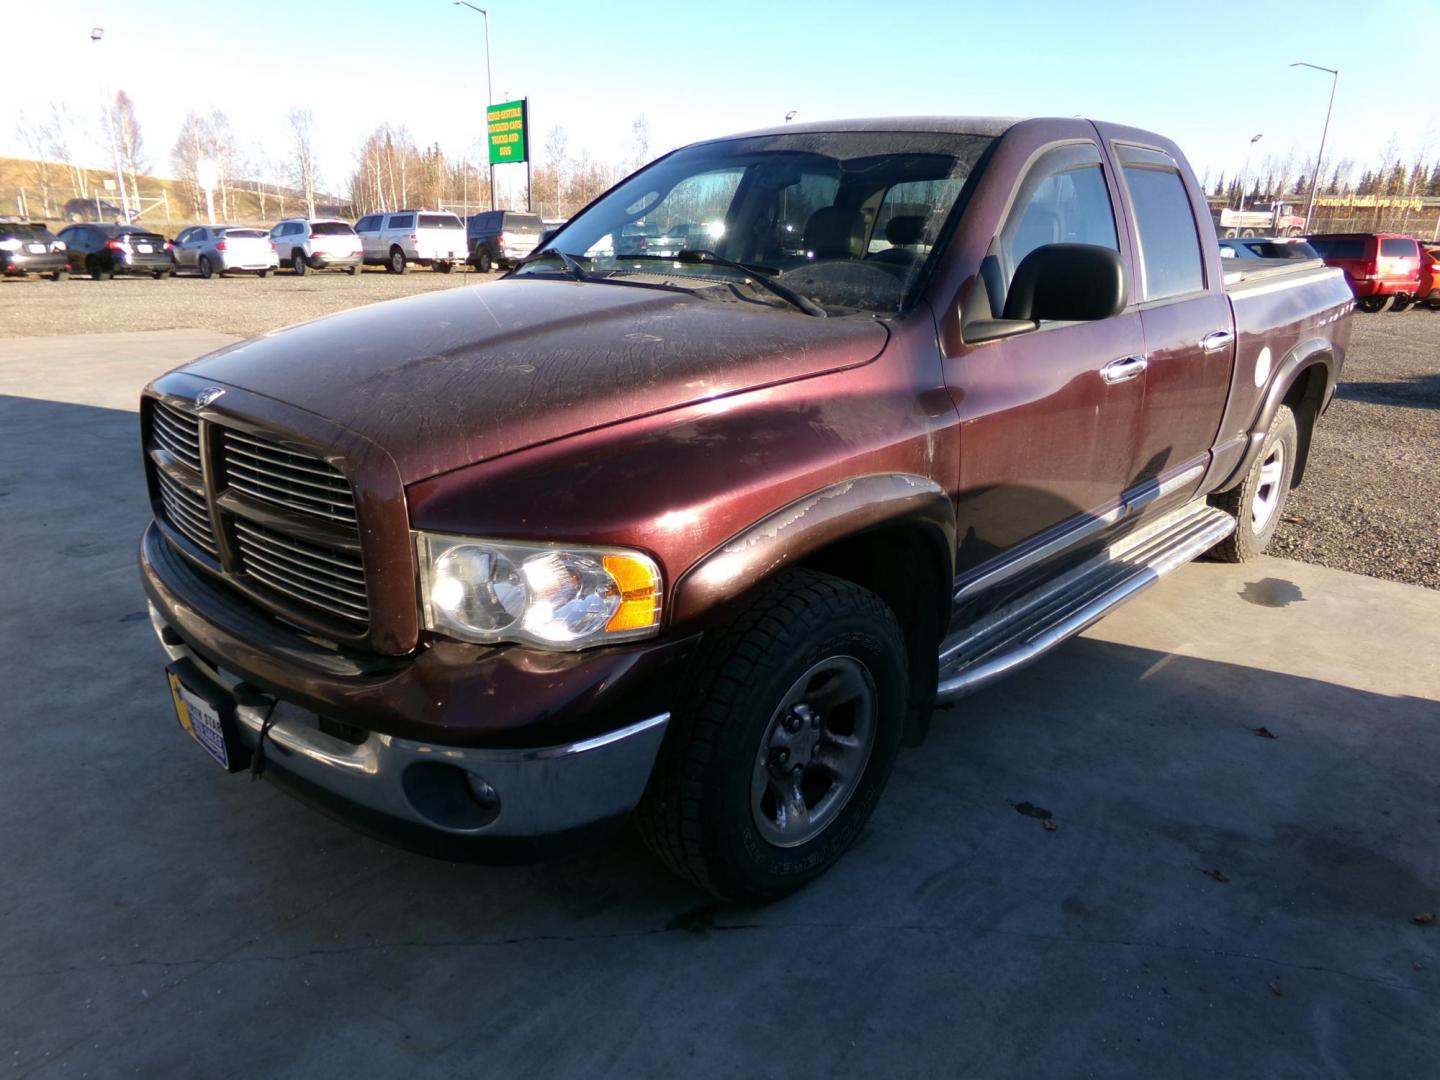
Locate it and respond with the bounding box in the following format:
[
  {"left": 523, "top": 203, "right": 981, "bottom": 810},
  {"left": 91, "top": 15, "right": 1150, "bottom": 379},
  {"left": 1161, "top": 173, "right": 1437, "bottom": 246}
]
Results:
[{"left": 150, "top": 605, "right": 669, "bottom": 849}]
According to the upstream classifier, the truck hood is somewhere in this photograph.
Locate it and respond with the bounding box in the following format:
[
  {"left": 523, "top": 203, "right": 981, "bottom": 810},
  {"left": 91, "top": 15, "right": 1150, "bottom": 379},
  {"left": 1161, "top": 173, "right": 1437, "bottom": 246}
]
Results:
[{"left": 184, "top": 278, "right": 889, "bottom": 483}]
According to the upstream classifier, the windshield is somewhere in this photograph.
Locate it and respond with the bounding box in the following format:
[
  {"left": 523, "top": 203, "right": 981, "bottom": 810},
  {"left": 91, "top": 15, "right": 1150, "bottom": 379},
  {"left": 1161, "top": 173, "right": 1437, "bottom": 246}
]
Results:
[{"left": 530, "top": 130, "right": 994, "bottom": 314}]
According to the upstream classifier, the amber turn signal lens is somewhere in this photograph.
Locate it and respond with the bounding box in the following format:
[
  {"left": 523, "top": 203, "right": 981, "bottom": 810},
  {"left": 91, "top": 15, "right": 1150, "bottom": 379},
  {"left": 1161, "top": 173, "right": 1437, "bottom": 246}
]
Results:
[{"left": 603, "top": 553, "right": 662, "bottom": 633}]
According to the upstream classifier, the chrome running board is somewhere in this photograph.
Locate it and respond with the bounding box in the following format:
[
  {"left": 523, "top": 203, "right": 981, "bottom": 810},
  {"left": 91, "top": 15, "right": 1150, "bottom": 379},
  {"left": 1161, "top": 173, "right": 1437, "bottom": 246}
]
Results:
[{"left": 935, "top": 499, "right": 1234, "bottom": 700}]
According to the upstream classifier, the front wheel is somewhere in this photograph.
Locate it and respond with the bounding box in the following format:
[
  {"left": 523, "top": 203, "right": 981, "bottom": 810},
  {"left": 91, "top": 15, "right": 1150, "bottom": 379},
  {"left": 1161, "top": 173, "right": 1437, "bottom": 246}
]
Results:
[
  {"left": 1209, "top": 404, "right": 1298, "bottom": 562},
  {"left": 433, "top": 261, "right": 453, "bottom": 273},
  {"left": 198, "top": 255, "right": 214, "bottom": 279},
  {"left": 635, "top": 568, "right": 906, "bottom": 902},
  {"left": 291, "top": 252, "right": 307, "bottom": 276}
]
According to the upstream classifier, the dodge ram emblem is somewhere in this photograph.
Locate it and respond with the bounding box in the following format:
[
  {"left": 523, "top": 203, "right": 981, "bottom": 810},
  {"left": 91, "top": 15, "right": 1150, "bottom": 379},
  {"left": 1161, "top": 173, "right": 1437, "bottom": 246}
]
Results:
[{"left": 195, "top": 387, "right": 226, "bottom": 408}]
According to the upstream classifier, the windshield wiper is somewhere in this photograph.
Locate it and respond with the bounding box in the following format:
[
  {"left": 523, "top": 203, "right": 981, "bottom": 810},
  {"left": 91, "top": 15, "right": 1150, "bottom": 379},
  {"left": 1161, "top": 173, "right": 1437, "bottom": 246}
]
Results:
[
  {"left": 518, "top": 247, "right": 588, "bottom": 280},
  {"left": 620, "top": 249, "right": 827, "bottom": 317}
]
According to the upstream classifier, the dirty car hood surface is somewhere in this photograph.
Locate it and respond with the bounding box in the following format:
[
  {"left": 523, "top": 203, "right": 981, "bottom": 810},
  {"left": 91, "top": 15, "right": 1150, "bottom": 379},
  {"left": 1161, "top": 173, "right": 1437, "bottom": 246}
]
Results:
[{"left": 184, "top": 278, "right": 889, "bottom": 483}]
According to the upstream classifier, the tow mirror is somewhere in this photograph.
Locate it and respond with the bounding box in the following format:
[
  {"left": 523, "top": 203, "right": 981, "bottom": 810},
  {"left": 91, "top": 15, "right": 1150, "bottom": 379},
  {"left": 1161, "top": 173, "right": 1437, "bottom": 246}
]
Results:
[{"left": 966, "top": 243, "right": 1126, "bottom": 344}]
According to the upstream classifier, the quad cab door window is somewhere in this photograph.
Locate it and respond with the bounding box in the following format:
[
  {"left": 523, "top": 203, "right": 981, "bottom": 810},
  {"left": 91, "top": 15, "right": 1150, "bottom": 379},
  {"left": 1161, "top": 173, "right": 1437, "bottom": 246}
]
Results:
[
  {"left": 951, "top": 141, "right": 1149, "bottom": 576},
  {"left": 1115, "top": 143, "right": 1230, "bottom": 491}
]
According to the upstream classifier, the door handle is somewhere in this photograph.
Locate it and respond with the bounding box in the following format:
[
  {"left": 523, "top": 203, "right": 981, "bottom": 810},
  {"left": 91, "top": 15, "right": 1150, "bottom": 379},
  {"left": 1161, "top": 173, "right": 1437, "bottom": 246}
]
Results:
[
  {"left": 1100, "top": 355, "right": 1147, "bottom": 385},
  {"left": 1200, "top": 330, "right": 1235, "bottom": 353}
]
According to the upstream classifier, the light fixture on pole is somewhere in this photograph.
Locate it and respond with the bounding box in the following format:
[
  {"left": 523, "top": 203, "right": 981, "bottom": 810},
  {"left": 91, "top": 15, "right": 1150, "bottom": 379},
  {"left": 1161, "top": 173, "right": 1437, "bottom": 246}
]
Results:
[
  {"left": 784, "top": 110, "right": 797, "bottom": 123},
  {"left": 1290, "top": 62, "right": 1339, "bottom": 232},
  {"left": 454, "top": 1, "right": 496, "bottom": 211},
  {"left": 1236, "top": 133, "right": 1262, "bottom": 211}
]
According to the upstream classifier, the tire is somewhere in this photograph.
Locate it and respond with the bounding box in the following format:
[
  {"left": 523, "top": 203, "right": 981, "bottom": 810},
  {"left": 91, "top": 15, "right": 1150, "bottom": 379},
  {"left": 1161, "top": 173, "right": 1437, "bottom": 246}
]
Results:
[
  {"left": 292, "top": 252, "right": 307, "bottom": 276},
  {"left": 1356, "top": 295, "right": 1391, "bottom": 313},
  {"left": 347, "top": 265, "right": 360, "bottom": 276},
  {"left": 433, "top": 261, "right": 453, "bottom": 273},
  {"left": 152, "top": 270, "right": 169, "bottom": 280},
  {"left": 48, "top": 270, "right": 66, "bottom": 282},
  {"left": 474, "top": 249, "right": 493, "bottom": 274},
  {"left": 1390, "top": 295, "right": 1411, "bottom": 312},
  {"left": 1222, "top": 228, "right": 1238, "bottom": 239},
  {"left": 1209, "top": 405, "right": 1299, "bottom": 563},
  {"left": 634, "top": 568, "right": 907, "bottom": 902},
  {"left": 87, "top": 255, "right": 112, "bottom": 281},
  {"left": 198, "top": 255, "right": 214, "bottom": 280},
  {"left": 1240, "top": 228, "right": 1257, "bottom": 237},
  {"left": 1426, "top": 295, "right": 1440, "bottom": 311},
  {"left": 257, "top": 268, "right": 271, "bottom": 278},
  {"left": 387, "top": 247, "right": 407, "bottom": 274}
]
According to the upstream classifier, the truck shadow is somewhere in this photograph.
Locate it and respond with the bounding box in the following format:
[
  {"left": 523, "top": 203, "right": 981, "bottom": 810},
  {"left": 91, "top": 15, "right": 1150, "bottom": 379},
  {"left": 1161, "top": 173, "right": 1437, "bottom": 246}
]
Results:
[{"left": 1337, "top": 371, "right": 1440, "bottom": 409}]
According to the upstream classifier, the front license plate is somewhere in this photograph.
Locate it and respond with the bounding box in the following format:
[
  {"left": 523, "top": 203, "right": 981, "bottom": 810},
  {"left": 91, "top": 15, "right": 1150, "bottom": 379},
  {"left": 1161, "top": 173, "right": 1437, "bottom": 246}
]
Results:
[
  {"left": 137, "top": 243, "right": 153, "bottom": 253},
  {"left": 166, "top": 665, "right": 244, "bottom": 771}
]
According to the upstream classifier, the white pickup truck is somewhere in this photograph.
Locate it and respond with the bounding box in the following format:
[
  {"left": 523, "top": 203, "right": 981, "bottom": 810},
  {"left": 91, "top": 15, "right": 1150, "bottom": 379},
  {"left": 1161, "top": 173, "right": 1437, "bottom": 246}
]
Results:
[{"left": 355, "top": 210, "right": 466, "bottom": 273}]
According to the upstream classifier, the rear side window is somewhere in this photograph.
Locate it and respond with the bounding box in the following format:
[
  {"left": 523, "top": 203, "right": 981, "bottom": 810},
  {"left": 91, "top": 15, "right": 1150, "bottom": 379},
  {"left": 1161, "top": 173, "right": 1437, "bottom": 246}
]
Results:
[
  {"left": 222, "top": 229, "right": 264, "bottom": 239},
  {"left": 1380, "top": 238, "right": 1417, "bottom": 258},
  {"left": 1122, "top": 166, "right": 1204, "bottom": 299},
  {"left": 388, "top": 214, "right": 415, "bottom": 229},
  {"left": 502, "top": 214, "right": 543, "bottom": 233},
  {"left": 356, "top": 215, "right": 379, "bottom": 231},
  {"left": 310, "top": 221, "right": 355, "bottom": 236},
  {"left": 418, "top": 214, "right": 462, "bottom": 229},
  {"left": 1309, "top": 237, "right": 1365, "bottom": 260}
]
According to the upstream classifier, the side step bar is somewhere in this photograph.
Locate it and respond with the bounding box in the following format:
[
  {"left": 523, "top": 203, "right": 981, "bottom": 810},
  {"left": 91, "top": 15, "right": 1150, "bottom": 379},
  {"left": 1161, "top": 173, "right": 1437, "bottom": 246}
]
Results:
[{"left": 935, "top": 500, "right": 1235, "bottom": 700}]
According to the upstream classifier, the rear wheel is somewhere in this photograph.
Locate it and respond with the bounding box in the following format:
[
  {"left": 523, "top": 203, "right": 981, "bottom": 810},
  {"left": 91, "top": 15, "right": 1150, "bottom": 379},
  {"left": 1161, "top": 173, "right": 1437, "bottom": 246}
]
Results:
[
  {"left": 152, "top": 270, "right": 169, "bottom": 280},
  {"left": 1356, "top": 295, "right": 1391, "bottom": 313},
  {"left": 433, "top": 260, "right": 453, "bottom": 273},
  {"left": 1209, "top": 404, "right": 1298, "bottom": 563},
  {"left": 387, "top": 247, "right": 407, "bottom": 274},
  {"left": 474, "top": 249, "right": 492, "bottom": 273},
  {"left": 347, "top": 264, "right": 360, "bottom": 276},
  {"left": 1390, "top": 295, "right": 1412, "bottom": 312},
  {"left": 1222, "top": 227, "right": 1238, "bottom": 238},
  {"left": 292, "top": 252, "right": 307, "bottom": 276},
  {"left": 48, "top": 269, "right": 66, "bottom": 282},
  {"left": 87, "top": 255, "right": 113, "bottom": 281},
  {"left": 1427, "top": 293, "right": 1440, "bottom": 311},
  {"left": 1240, "top": 228, "right": 1257, "bottom": 237},
  {"left": 198, "top": 255, "right": 214, "bottom": 280},
  {"left": 257, "top": 268, "right": 271, "bottom": 278},
  {"left": 634, "top": 568, "right": 907, "bottom": 902}
]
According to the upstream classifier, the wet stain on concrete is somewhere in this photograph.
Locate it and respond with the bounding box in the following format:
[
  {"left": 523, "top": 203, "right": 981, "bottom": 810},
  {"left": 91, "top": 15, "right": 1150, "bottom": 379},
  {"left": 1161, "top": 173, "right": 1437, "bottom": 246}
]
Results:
[
  {"left": 1012, "top": 801, "right": 1053, "bottom": 820},
  {"left": 1240, "top": 578, "right": 1305, "bottom": 608}
]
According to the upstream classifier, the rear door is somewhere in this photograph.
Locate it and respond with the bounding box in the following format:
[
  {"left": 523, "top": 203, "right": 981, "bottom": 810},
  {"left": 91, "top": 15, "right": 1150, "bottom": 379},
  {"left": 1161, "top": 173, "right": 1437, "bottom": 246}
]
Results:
[
  {"left": 950, "top": 137, "right": 1149, "bottom": 578},
  {"left": 1378, "top": 237, "right": 1421, "bottom": 288},
  {"left": 1109, "top": 141, "right": 1233, "bottom": 500}
]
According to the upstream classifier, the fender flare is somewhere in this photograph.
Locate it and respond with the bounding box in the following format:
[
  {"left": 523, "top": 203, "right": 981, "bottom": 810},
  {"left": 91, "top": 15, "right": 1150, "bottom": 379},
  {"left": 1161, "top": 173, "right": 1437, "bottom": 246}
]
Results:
[
  {"left": 1220, "top": 336, "right": 1336, "bottom": 491},
  {"left": 670, "top": 474, "right": 955, "bottom": 627}
]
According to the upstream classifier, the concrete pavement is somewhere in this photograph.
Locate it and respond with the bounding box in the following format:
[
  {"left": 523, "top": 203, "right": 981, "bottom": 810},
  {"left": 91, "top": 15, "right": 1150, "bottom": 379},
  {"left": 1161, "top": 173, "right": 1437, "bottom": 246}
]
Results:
[{"left": 2, "top": 332, "right": 1437, "bottom": 1078}]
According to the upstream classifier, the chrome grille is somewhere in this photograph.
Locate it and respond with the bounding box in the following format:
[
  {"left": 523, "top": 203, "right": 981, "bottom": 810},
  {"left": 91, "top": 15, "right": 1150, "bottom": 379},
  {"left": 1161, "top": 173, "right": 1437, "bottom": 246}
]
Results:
[
  {"left": 156, "top": 470, "right": 218, "bottom": 557},
  {"left": 233, "top": 520, "right": 368, "bottom": 626},
  {"left": 152, "top": 400, "right": 202, "bottom": 471},
  {"left": 221, "top": 429, "right": 357, "bottom": 525}
]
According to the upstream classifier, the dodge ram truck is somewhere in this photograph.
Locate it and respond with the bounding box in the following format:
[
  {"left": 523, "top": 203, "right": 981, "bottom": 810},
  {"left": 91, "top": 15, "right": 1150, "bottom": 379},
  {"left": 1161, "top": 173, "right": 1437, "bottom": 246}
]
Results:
[{"left": 139, "top": 116, "right": 1352, "bottom": 901}]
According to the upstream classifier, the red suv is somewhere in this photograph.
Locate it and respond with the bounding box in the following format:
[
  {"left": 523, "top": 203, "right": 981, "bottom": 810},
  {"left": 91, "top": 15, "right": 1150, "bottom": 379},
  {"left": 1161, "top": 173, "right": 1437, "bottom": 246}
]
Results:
[
  {"left": 1306, "top": 232, "right": 1422, "bottom": 312},
  {"left": 1418, "top": 243, "right": 1439, "bottom": 310}
]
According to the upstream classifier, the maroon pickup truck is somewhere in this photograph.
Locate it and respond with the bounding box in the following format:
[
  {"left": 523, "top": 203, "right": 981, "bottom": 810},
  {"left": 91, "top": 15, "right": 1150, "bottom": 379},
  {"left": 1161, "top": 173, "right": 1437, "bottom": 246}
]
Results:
[{"left": 139, "top": 116, "right": 1352, "bottom": 900}]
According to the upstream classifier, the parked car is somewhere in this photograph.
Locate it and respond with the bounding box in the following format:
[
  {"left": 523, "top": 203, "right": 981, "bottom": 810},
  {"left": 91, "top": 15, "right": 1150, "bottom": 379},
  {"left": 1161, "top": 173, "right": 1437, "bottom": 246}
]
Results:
[
  {"left": 57, "top": 223, "right": 171, "bottom": 279},
  {"left": 1415, "top": 243, "right": 1440, "bottom": 310},
  {"left": 1305, "top": 232, "right": 1421, "bottom": 312},
  {"left": 355, "top": 210, "right": 465, "bottom": 273},
  {"left": 0, "top": 221, "right": 69, "bottom": 280},
  {"left": 269, "top": 218, "right": 362, "bottom": 275},
  {"left": 465, "top": 211, "right": 544, "bottom": 272},
  {"left": 1218, "top": 236, "right": 1320, "bottom": 261},
  {"left": 1212, "top": 201, "right": 1305, "bottom": 237},
  {"left": 139, "top": 115, "right": 1352, "bottom": 901},
  {"left": 63, "top": 197, "right": 127, "bottom": 224},
  {"left": 172, "top": 225, "right": 278, "bottom": 278}
]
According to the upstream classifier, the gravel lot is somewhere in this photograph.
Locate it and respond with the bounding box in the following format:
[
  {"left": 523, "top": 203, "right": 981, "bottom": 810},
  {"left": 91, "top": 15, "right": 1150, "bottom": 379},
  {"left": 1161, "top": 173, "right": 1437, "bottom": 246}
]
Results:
[
  {"left": 2, "top": 272, "right": 1435, "bottom": 586},
  {"left": 1270, "top": 311, "right": 1440, "bottom": 589},
  {"left": 0, "top": 264, "right": 492, "bottom": 338}
]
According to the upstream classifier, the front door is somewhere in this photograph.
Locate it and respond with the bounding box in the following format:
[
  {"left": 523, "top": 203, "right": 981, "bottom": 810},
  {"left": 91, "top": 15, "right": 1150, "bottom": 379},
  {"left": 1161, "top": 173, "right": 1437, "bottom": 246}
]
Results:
[{"left": 948, "top": 139, "right": 1148, "bottom": 578}]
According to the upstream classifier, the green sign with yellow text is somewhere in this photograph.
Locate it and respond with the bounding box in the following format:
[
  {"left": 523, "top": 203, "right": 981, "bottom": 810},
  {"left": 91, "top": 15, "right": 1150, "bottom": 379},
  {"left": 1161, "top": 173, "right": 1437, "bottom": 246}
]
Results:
[{"left": 486, "top": 99, "right": 528, "bottom": 165}]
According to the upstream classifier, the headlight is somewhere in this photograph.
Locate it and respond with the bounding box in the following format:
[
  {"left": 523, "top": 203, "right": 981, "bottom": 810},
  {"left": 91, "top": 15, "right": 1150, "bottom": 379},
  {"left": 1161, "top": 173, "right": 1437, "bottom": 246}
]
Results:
[{"left": 416, "top": 533, "right": 662, "bottom": 649}]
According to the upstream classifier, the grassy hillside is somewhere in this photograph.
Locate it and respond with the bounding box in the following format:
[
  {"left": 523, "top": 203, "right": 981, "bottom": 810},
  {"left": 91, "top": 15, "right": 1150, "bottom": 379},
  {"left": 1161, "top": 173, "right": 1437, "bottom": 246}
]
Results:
[{"left": 0, "top": 156, "right": 348, "bottom": 229}]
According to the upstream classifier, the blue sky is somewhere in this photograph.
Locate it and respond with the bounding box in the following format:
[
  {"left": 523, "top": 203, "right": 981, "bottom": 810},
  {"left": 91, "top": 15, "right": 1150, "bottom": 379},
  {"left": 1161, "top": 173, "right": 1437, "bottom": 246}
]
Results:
[{"left": 7, "top": 0, "right": 1438, "bottom": 192}]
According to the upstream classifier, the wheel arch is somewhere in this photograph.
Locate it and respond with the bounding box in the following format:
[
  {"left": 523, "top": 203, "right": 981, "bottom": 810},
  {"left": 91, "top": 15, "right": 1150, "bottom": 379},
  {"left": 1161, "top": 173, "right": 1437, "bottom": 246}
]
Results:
[
  {"left": 671, "top": 475, "right": 955, "bottom": 746},
  {"left": 1222, "top": 337, "right": 1336, "bottom": 492}
]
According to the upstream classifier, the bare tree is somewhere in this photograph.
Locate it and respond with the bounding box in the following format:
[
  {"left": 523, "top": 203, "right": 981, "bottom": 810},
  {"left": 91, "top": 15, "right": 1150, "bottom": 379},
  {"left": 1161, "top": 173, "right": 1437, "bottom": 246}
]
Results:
[
  {"left": 629, "top": 115, "right": 651, "bottom": 172},
  {"left": 288, "top": 108, "right": 318, "bottom": 218},
  {"left": 171, "top": 111, "right": 212, "bottom": 216},
  {"left": 110, "top": 91, "right": 146, "bottom": 205},
  {"left": 46, "top": 102, "right": 89, "bottom": 200},
  {"left": 14, "top": 108, "right": 57, "bottom": 216}
]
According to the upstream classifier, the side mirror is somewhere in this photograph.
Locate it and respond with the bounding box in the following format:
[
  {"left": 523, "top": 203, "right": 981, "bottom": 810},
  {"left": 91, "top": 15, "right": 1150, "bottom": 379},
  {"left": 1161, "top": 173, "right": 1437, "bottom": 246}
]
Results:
[{"left": 966, "top": 244, "right": 1126, "bottom": 344}]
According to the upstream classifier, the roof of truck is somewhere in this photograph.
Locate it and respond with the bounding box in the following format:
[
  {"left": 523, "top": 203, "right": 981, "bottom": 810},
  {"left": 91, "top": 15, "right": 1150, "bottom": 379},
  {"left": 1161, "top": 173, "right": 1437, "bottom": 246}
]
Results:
[{"left": 726, "top": 116, "right": 1025, "bottom": 140}]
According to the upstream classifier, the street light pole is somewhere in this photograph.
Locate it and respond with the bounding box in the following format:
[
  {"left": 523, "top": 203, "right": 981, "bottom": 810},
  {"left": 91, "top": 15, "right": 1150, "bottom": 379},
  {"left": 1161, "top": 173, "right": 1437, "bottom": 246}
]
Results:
[
  {"left": 90, "top": 27, "right": 131, "bottom": 222},
  {"left": 1291, "top": 62, "right": 1339, "bottom": 232},
  {"left": 1237, "top": 133, "right": 1262, "bottom": 212},
  {"left": 454, "top": 1, "right": 495, "bottom": 211}
]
